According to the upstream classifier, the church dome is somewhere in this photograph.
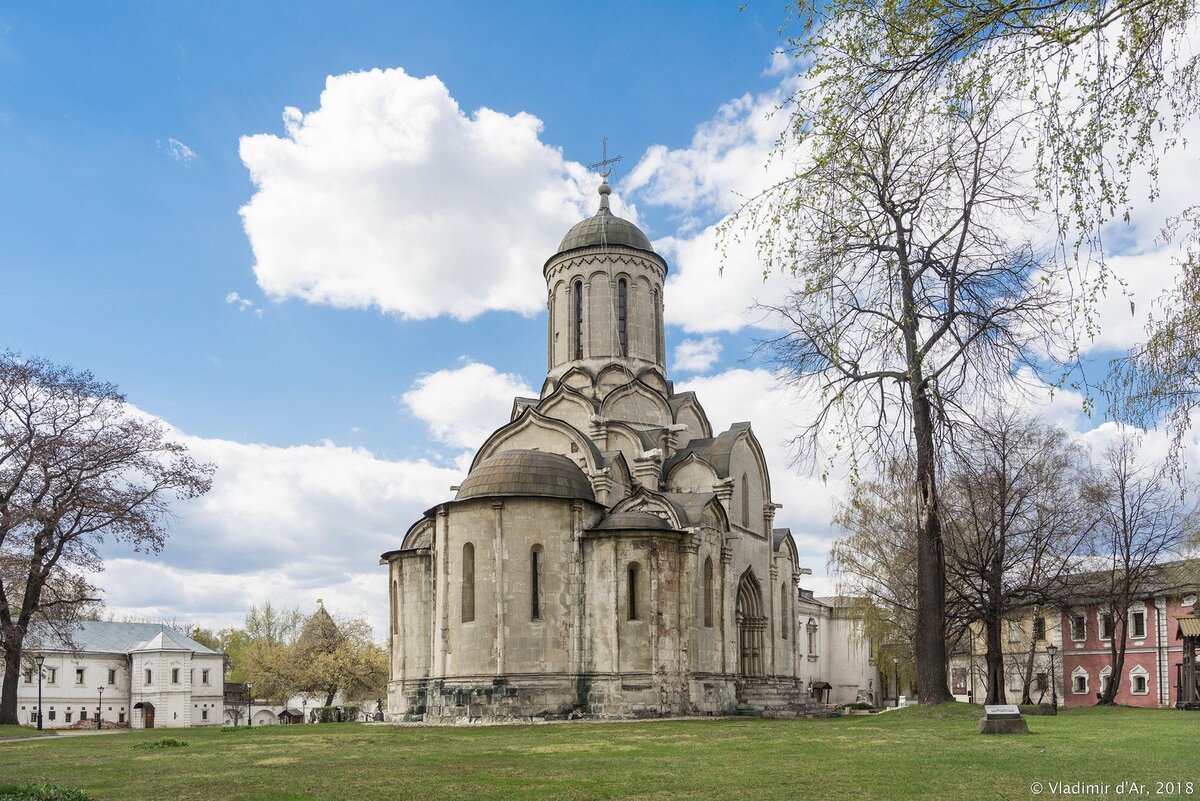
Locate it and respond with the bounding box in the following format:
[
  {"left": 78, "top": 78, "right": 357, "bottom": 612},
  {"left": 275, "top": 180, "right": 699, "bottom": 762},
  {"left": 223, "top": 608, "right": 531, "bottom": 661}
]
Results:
[
  {"left": 555, "top": 181, "right": 654, "bottom": 255},
  {"left": 455, "top": 450, "right": 595, "bottom": 502}
]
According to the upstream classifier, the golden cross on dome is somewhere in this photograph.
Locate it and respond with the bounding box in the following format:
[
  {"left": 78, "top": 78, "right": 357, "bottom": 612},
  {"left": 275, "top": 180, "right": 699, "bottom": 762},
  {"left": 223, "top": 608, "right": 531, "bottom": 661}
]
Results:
[{"left": 587, "top": 136, "right": 622, "bottom": 179}]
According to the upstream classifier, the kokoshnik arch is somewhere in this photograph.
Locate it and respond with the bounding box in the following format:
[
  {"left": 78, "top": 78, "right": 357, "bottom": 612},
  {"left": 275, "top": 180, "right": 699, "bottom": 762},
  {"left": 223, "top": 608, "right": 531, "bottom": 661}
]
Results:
[{"left": 380, "top": 179, "right": 866, "bottom": 720}]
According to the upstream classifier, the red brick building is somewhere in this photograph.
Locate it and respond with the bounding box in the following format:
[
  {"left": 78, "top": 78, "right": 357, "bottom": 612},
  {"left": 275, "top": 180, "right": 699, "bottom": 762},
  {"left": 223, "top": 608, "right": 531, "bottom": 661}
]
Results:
[{"left": 1059, "top": 560, "right": 1199, "bottom": 708}]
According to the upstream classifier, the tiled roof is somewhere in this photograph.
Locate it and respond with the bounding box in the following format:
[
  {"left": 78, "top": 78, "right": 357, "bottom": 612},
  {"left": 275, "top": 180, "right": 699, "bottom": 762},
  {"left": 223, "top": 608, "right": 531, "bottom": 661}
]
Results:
[{"left": 30, "top": 621, "right": 220, "bottom": 656}]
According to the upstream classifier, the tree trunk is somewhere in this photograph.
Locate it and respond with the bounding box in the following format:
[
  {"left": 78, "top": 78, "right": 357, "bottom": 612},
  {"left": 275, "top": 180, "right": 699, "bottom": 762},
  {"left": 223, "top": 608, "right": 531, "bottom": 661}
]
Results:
[
  {"left": 1021, "top": 636, "right": 1038, "bottom": 705},
  {"left": 1, "top": 633, "right": 24, "bottom": 725},
  {"left": 912, "top": 389, "right": 952, "bottom": 705},
  {"left": 1102, "top": 613, "right": 1129, "bottom": 705},
  {"left": 983, "top": 615, "right": 1006, "bottom": 705},
  {"left": 324, "top": 688, "right": 336, "bottom": 708}
]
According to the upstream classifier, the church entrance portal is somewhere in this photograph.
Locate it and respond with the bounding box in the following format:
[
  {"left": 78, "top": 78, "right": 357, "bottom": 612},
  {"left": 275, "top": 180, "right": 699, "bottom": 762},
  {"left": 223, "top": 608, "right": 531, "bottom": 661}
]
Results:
[{"left": 736, "top": 570, "right": 766, "bottom": 677}]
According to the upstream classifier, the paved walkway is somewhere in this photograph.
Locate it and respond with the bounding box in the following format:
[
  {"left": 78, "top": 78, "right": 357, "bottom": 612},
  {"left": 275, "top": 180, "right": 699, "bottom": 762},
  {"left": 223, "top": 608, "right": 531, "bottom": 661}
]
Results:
[{"left": 0, "top": 729, "right": 129, "bottom": 743}]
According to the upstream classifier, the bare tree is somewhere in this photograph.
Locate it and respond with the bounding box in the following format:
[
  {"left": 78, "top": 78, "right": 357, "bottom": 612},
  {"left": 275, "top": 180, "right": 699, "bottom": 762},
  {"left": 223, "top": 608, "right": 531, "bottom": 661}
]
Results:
[
  {"left": 1085, "top": 427, "right": 1197, "bottom": 704},
  {"left": 0, "top": 353, "right": 214, "bottom": 724},
  {"left": 737, "top": 89, "right": 1066, "bottom": 702},
  {"left": 774, "top": 0, "right": 1200, "bottom": 468},
  {"left": 941, "top": 411, "right": 1093, "bottom": 704}
]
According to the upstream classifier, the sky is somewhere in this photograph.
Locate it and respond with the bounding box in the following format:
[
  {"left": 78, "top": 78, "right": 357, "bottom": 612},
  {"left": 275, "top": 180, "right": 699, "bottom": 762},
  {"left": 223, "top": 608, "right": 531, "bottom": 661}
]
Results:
[{"left": 1, "top": 2, "right": 1196, "bottom": 638}]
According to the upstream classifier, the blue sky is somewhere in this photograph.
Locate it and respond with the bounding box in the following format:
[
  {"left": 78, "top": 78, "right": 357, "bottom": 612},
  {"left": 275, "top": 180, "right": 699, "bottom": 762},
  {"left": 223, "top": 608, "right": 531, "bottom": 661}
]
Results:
[
  {"left": 0, "top": 2, "right": 785, "bottom": 452},
  {"left": 1, "top": 3, "right": 1193, "bottom": 634}
]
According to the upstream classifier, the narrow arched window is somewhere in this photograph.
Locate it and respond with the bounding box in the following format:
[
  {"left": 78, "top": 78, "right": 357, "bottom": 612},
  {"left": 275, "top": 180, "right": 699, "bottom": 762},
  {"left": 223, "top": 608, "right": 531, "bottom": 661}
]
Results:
[
  {"left": 531, "top": 545, "right": 544, "bottom": 620},
  {"left": 653, "top": 288, "right": 662, "bottom": 363},
  {"left": 627, "top": 562, "right": 641, "bottom": 621},
  {"left": 391, "top": 579, "right": 399, "bottom": 635},
  {"left": 618, "top": 277, "right": 628, "bottom": 356},
  {"left": 780, "top": 582, "right": 789, "bottom": 639},
  {"left": 461, "top": 543, "right": 475, "bottom": 623},
  {"left": 573, "top": 280, "right": 584, "bottom": 360},
  {"left": 703, "top": 557, "right": 714, "bottom": 628},
  {"left": 741, "top": 473, "right": 750, "bottom": 528}
]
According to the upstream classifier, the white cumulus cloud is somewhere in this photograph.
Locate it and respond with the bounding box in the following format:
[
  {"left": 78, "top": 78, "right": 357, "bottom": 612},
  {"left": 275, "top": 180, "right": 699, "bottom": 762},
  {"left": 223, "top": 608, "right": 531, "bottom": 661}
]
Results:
[
  {"left": 95, "top": 416, "right": 465, "bottom": 636},
  {"left": 401, "top": 360, "right": 535, "bottom": 451},
  {"left": 672, "top": 336, "right": 723, "bottom": 373},
  {"left": 239, "top": 67, "right": 638, "bottom": 321},
  {"left": 625, "top": 69, "right": 803, "bottom": 334}
]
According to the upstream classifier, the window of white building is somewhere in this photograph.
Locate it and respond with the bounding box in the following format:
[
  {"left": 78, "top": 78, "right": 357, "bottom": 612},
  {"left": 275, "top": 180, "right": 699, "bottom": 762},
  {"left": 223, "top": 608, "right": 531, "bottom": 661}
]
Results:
[
  {"left": 144, "top": 669, "right": 152, "bottom": 686},
  {"left": 107, "top": 669, "right": 116, "bottom": 685},
  {"left": 202, "top": 669, "right": 210, "bottom": 685},
  {"left": 46, "top": 668, "right": 56, "bottom": 684},
  {"left": 172, "top": 668, "right": 180, "bottom": 684},
  {"left": 75, "top": 668, "right": 84, "bottom": 685}
]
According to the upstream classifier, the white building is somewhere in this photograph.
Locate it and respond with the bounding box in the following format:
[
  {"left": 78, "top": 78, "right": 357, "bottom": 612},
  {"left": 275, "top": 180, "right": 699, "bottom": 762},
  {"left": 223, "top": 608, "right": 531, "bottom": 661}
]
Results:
[{"left": 18, "top": 621, "right": 225, "bottom": 729}]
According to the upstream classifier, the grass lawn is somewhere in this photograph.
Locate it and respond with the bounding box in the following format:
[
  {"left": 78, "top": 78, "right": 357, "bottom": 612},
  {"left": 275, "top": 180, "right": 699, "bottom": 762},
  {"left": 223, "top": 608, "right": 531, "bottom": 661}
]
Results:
[{"left": 0, "top": 704, "right": 1195, "bottom": 800}]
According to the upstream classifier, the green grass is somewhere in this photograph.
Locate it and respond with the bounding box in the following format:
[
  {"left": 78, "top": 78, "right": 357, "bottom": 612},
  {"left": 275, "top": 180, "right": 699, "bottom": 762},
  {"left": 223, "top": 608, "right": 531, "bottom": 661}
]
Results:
[
  {"left": 0, "top": 704, "right": 1196, "bottom": 800},
  {"left": 0, "top": 726, "right": 55, "bottom": 739}
]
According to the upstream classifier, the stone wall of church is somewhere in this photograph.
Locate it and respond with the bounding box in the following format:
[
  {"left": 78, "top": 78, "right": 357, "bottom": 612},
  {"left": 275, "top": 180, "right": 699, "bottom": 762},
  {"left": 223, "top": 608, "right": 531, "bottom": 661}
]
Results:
[
  {"left": 440, "top": 497, "right": 599, "bottom": 679},
  {"left": 388, "top": 553, "right": 432, "bottom": 716}
]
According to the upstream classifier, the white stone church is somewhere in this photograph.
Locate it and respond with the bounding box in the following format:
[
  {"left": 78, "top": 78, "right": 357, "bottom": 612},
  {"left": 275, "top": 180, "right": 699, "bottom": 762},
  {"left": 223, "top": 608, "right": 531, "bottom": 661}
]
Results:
[{"left": 382, "top": 180, "right": 875, "bottom": 721}]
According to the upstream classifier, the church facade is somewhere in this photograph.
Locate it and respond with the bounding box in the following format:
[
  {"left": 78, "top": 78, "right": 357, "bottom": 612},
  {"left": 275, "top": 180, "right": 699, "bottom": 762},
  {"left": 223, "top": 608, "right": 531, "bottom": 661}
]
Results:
[{"left": 382, "top": 181, "right": 844, "bottom": 721}]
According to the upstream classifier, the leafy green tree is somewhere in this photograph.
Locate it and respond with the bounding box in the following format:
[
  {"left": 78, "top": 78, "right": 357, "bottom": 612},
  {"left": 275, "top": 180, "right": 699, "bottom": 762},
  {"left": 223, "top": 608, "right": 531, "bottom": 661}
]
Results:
[
  {"left": 293, "top": 605, "right": 386, "bottom": 707},
  {"left": 220, "top": 602, "right": 303, "bottom": 700}
]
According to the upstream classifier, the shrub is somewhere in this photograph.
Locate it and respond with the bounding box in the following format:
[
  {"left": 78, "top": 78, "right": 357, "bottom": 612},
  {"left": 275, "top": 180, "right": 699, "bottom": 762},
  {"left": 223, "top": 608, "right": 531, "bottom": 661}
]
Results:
[
  {"left": 133, "top": 737, "right": 189, "bottom": 750},
  {"left": 343, "top": 705, "right": 360, "bottom": 722},
  {"left": 0, "top": 785, "right": 92, "bottom": 801},
  {"left": 314, "top": 706, "right": 338, "bottom": 723}
]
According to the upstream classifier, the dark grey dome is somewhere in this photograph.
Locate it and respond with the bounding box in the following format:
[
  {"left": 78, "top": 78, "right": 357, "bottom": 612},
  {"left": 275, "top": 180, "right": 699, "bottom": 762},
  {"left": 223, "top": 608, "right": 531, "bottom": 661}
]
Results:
[
  {"left": 556, "top": 182, "right": 654, "bottom": 255},
  {"left": 591, "top": 510, "right": 674, "bottom": 531},
  {"left": 456, "top": 450, "right": 595, "bottom": 502}
]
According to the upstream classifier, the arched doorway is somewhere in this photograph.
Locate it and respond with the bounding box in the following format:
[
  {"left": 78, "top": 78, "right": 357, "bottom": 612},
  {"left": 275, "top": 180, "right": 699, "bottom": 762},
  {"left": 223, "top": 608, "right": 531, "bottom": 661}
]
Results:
[
  {"left": 134, "top": 701, "right": 155, "bottom": 729},
  {"left": 736, "top": 569, "right": 766, "bottom": 677}
]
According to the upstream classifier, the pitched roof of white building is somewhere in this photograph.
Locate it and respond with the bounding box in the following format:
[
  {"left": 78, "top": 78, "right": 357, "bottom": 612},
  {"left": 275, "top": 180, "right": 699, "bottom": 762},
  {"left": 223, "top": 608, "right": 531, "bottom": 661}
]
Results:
[{"left": 33, "top": 621, "right": 221, "bottom": 656}]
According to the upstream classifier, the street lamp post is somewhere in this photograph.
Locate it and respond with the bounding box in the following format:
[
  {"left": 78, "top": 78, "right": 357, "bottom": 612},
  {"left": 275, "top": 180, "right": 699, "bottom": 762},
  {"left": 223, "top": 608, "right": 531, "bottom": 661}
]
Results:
[
  {"left": 302, "top": 698, "right": 308, "bottom": 725},
  {"left": 34, "top": 655, "right": 45, "bottom": 730},
  {"left": 97, "top": 686, "right": 104, "bottom": 730},
  {"left": 246, "top": 683, "right": 252, "bottom": 728},
  {"left": 893, "top": 656, "right": 900, "bottom": 708},
  {"left": 1046, "top": 644, "right": 1059, "bottom": 714}
]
